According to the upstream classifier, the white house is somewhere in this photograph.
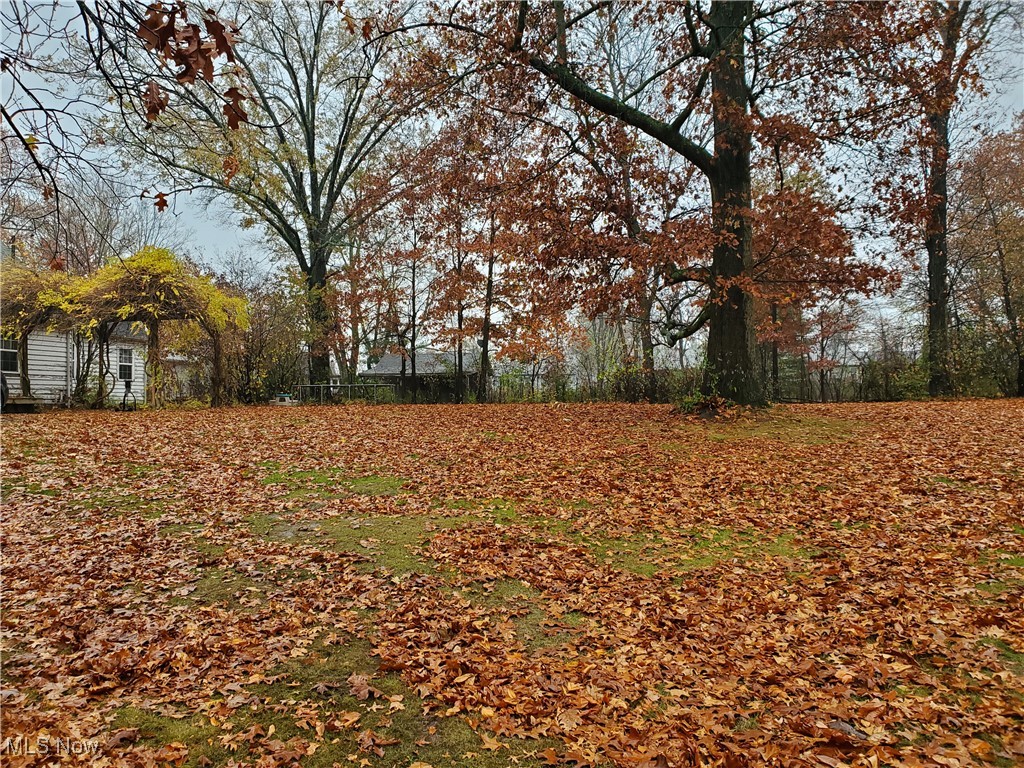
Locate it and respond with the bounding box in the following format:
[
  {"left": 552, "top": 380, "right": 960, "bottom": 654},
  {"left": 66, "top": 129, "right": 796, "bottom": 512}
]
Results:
[{"left": 2, "top": 323, "right": 148, "bottom": 407}]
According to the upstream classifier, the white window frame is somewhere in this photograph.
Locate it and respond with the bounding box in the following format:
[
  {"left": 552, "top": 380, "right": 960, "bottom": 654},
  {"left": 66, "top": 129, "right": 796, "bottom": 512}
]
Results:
[
  {"left": 117, "top": 348, "right": 134, "bottom": 381},
  {"left": 1, "top": 338, "right": 18, "bottom": 374}
]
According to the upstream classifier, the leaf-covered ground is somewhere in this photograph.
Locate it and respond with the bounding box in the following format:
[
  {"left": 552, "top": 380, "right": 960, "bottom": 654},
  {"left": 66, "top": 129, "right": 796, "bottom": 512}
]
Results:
[{"left": 1, "top": 401, "right": 1022, "bottom": 768}]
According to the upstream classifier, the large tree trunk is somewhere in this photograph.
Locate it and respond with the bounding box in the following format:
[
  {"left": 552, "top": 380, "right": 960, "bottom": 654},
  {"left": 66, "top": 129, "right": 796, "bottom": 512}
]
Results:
[
  {"left": 924, "top": 3, "right": 967, "bottom": 397},
  {"left": 306, "top": 255, "right": 331, "bottom": 385},
  {"left": 925, "top": 107, "right": 953, "bottom": 396},
  {"left": 703, "top": 0, "right": 762, "bottom": 405}
]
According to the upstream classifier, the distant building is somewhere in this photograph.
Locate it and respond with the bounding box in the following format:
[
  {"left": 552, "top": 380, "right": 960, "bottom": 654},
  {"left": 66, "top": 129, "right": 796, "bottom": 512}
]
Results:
[{"left": 358, "top": 349, "right": 478, "bottom": 402}]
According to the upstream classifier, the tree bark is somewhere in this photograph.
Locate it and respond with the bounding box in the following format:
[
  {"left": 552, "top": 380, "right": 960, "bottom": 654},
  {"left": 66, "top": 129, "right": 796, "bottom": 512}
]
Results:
[
  {"left": 992, "top": 222, "right": 1023, "bottom": 396},
  {"left": 925, "top": 107, "right": 953, "bottom": 396},
  {"left": 771, "top": 303, "right": 780, "bottom": 401},
  {"left": 306, "top": 254, "right": 332, "bottom": 385},
  {"left": 522, "top": 0, "right": 761, "bottom": 404},
  {"left": 410, "top": 256, "right": 419, "bottom": 404},
  {"left": 703, "top": 0, "right": 761, "bottom": 405},
  {"left": 17, "top": 332, "right": 31, "bottom": 398},
  {"left": 476, "top": 214, "right": 497, "bottom": 403},
  {"left": 146, "top": 319, "right": 163, "bottom": 408},
  {"left": 456, "top": 303, "right": 465, "bottom": 403},
  {"left": 348, "top": 261, "right": 361, "bottom": 385},
  {"left": 924, "top": 2, "right": 968, "bottom": 397},
  {"left": 209, "top": 332, "right": 225, "bottom": 407},
  {"left": 94, "top": 324, "right": 109, "bottom": 408},
  {"left": 639, "top": 305, "right": 656, "bottom": 401}
]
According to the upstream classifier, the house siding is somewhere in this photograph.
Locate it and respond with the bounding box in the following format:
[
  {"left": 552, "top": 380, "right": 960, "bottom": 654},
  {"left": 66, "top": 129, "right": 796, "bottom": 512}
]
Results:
[
  {"left": 2, "top": 331, "right": 152, "bottom": 406},
  {"left": 103, "top": 341, "right": 148, "bottom": 405},
  {"left": 5, "top": 331, "right": 72, "bottom": 402}
]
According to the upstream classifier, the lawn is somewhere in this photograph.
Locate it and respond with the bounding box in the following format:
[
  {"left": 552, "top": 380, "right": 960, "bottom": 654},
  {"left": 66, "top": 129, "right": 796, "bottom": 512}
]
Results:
[{"left": 1, "top": 401, "right": 1022, "bottom": 768}]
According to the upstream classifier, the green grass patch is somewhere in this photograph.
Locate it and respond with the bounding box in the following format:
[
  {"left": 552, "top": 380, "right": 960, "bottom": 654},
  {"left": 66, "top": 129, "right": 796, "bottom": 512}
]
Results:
[
  {"left": 347, "top": 474, "right": 405, "bottom": 496},
  {"left": 123, "top": 462, "right": 159, "bottom": 478},
  {"left": 926, "top": 475, "right": 983, "bottom": 492},
  {"left": 976, "top": 578, "right": 1022, "bottom": 596},
  {"left": 158, "top": 522, "right": 203, "bottom": 537},
  {"left": 887, "top": 682, "right": 935, "bottom": 698},
  {"left": 68, "top": 489, "right": 166, "bottom": 518},
  {"left": 514, "top": 608, "right": 587, "bottom": 652},
  {"left": 12, "top": 481, "right": 61, "bottom": 497},
  {"left": 479, "top": 429, "right": 515, "bottom": 443},
  {"left": 979, "top": 549, "right": 1024, "bottom": 568},
  {"left": 238, "top": 635, "right": 552, "bottom": 768},
  {"left": 158, "top": 522, "right": 227, "bottom": 559},
  {"left": 458, "top": 580, "right": 584, "bottom": 652},
  {"left": 170, "top": 568, "right": 261, "bottom": 608},
  {"left": 578, "top": 526, "right": 820, "bottom": 576},
  {"left": 734, "top": 715, "right": 760, "bottom": 732},
  {"left": 112, "top": 707, "right": 225, "bottom": 767},
  {"left": 469, "top": 578, "right": 541, "bottom": 604},
  {"left": 441, "top": 497, "right": 520, "bottom": 524},
  {"left": 979, "top": 637, "right": 1024, "bottom": 673},
  {"left": 586, "top": 535, "right": 660, "bottom": 576},
  {"left": 262, "top": 465, "right": 405, "bottom": 500},
  {"left": 318, "top": 513, "right": 473, "bottom": 575}
]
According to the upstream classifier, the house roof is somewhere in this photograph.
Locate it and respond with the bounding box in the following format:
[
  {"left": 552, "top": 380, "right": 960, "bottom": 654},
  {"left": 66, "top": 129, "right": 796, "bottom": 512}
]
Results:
[
  {"left": 109, "top": 321, "right": 148, "bottom": 343},
  {"left": 358, "top": 349, "right": 478, "bottom": 377}
]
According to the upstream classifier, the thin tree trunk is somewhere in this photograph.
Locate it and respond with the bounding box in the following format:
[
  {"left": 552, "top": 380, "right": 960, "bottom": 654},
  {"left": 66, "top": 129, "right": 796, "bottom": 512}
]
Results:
[
  {"left": 455, "top": 214, "right": 465, "bottom": 403},
  {"left": 639, "top": 305, "right": 656, "bottom": 401},
  {"left": 456, "top": 303, "right": 464, "bottom": 403},
  {"left": 477, "top": 214, "right": 496, "bottom": 403},
  {"left": 986, "top": 200, "right": 1023, "bottom": 396},
  {"left": 348, "top": 266, "right": 361, "bottom": 385},
  {"left": 94, "top": 326, "right": 108, "bottom": 407},
  {"left": 146, "top": 319, "right": 163, "bottom": 408},
  {"left": 771, "top": 303, "right": 780, "bottom": 400},
  {"left": 209, "top": 332, "right": 225, "bottom": 407},
  {"left": 17, "top": 331, "right": 31, "bottom": 397},
  {"left": 410, "top": 256, "right": 418, "bottom": 404}
]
